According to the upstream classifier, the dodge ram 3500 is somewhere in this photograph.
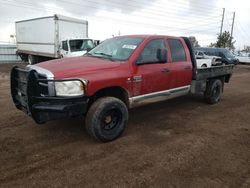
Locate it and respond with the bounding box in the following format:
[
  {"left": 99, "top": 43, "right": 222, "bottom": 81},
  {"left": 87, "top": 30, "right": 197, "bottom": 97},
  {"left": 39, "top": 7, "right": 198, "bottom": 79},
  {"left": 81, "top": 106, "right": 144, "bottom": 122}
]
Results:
[{"left": 11, "top": 35, "right": 234, "bottom": 142}]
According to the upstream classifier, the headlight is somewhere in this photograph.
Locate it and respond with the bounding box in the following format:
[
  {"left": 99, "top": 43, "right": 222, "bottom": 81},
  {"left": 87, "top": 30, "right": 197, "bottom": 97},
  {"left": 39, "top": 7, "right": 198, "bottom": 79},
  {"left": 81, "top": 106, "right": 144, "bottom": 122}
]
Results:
[{"left": 55, "top": 80, "right": 85, "bottom": 97}]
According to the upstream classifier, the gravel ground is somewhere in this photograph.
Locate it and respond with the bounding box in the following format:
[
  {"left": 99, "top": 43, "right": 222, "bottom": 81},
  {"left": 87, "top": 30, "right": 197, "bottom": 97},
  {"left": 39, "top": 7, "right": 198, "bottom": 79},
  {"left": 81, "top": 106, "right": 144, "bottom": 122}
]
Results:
[{"left": 0, "top": 62, "right": 249, "bottom": 188}]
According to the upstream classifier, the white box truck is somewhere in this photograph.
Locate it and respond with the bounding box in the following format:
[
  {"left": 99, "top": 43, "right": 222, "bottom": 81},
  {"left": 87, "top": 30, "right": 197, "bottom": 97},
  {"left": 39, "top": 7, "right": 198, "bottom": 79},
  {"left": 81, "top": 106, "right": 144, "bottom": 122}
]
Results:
[{"left": 16, "top": 14, "right": 95, "bottom": 64}]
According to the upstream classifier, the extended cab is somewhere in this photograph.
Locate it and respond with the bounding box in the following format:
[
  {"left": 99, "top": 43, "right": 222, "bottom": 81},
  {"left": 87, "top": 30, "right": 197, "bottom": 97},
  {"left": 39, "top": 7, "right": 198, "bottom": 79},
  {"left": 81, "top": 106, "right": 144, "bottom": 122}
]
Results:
[{"left": 11, "top": 35, "right": 234, "bottom": 142}]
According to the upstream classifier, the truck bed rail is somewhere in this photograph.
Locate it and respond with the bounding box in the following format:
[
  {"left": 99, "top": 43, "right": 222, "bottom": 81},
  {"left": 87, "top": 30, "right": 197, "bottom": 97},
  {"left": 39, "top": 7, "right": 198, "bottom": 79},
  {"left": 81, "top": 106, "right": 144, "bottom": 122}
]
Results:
[{"left": 195, "top": 65, "right": 234, "bottom": 80}]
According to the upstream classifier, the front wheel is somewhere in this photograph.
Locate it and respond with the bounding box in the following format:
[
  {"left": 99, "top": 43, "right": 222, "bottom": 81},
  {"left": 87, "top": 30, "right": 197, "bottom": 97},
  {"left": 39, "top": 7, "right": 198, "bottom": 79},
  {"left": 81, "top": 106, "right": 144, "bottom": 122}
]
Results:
[
  {"left": 85, "top": 97, "right": 128, "bottom": 142},
  {"left": 204, "top": 79, "right": 223, "bottom": 104}
]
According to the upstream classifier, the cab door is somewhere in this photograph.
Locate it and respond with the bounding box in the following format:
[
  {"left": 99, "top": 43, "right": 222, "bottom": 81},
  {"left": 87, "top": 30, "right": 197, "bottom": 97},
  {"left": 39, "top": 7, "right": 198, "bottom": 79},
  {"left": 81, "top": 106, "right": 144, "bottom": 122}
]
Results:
[
  {"left": 60, "top": 40, "right": 69, "bottom": 58},
  {"left": 132, "top": 38, "right": 171, "bottom": 96},
  {"left": 165, "top": 38, "right": 193, "bottom": 89}
]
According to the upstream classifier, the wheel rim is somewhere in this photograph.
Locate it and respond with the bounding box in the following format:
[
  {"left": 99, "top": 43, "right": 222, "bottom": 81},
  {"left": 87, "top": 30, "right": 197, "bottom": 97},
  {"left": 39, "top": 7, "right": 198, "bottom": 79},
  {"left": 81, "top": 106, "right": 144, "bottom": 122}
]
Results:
[{"left": 101, "top": 109, "right": 122, "bottom": 131}]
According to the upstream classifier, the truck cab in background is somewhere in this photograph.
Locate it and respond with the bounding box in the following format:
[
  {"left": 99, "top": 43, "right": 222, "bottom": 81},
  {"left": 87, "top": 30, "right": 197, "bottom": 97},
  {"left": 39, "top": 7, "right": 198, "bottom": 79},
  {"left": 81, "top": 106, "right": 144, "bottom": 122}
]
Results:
[
  {"left": 15, "top": 14, "right": 95, "bottom": 64},
  {"left": 60, "top": 38, "right": 95, "bottom": 58}
]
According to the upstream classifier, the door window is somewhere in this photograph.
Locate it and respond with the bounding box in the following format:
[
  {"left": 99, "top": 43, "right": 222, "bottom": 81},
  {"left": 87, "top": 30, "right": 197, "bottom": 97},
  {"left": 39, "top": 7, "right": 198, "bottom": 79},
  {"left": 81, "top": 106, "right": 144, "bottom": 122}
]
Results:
[
  {"left": 86, "top": 40, "right": 95, "bottom": 49},
  {"left": 167, "top": 39, "right": 186, "bottom": 62},
  {"left": 140, "top": 39, "right": 165, "bottom": 63},
  {"left": 62, "top": 41, "right": 68, "bottom": 51}
]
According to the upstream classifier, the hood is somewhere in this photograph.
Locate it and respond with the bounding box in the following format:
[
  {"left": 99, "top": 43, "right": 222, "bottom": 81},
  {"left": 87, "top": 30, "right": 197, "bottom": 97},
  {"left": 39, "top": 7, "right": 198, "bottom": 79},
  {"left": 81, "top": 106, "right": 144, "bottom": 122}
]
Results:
[{"left": 34, "top": 56, "right": 121, "bottom": 79}]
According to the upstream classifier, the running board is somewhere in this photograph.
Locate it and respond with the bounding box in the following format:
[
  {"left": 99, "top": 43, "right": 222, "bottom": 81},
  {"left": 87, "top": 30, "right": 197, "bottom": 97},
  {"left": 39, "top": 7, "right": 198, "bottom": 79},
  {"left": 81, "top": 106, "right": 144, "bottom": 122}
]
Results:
[{"left": 129, "top": 85, "right": 190, "bottom": 108}]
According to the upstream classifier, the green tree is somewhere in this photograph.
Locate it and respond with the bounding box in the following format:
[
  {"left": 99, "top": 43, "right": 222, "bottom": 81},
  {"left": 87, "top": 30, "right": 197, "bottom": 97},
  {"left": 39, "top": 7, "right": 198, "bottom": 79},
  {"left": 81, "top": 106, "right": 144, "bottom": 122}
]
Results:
[
  {"left": 208, "top": 42, "right": 216, "bottom": 47},
  {"left": 189, "top": 36, "right": 200, "bottom": 47},
  {"left": 215, "top": 31, "right": 235, "bottom": 50}
]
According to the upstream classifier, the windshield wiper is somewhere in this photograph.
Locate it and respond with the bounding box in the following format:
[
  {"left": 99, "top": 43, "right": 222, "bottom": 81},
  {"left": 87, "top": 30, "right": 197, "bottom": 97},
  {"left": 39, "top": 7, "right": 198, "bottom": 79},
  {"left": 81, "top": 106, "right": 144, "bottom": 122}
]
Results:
[
  {"left": 85, "top": 52, "right": 93, "bottom": 56},
  {"left": 94, "top": 52, "right": 113, "bottom": 58}
]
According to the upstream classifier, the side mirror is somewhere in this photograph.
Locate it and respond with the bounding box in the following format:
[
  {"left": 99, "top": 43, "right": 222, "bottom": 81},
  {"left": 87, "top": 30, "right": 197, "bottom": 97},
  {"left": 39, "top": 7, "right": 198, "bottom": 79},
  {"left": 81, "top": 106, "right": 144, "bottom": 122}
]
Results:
[
  {"left": 156, "top": 48, "right": 167, "bottom": 63},
  {"left": 136, "top": 48, "right": 167, "bottom": 65}
]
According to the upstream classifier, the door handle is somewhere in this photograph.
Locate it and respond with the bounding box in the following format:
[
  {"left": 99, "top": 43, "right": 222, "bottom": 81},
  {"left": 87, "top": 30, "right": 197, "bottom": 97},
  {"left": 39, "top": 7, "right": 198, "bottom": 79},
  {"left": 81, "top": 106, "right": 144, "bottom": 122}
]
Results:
[
  {"left": 161, "top": 68, "right": 170, "bottom": 73},
  {"left": 184, "top": 66, "right": 191, "bottom": 70}
]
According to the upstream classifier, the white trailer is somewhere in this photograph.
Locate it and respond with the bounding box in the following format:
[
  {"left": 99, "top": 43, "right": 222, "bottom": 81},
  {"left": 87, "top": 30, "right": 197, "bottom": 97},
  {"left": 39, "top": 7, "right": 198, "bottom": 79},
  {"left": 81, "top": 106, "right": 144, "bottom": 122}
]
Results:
[{"left": 16, "top": 14, "right": 95, "bottom": 64}]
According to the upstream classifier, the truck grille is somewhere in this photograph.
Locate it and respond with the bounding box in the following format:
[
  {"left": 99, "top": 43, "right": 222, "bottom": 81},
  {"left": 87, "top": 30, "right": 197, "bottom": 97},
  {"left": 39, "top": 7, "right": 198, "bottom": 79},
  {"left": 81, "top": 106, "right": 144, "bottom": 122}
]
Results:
[
  {"left": 11, "top": 67, "right": 50, "bottom": 114},
  {"left": 11, "top": 68, "right": 29, "bottom": 112},
  {"left": 11, "top": 67, "right": 30, "bottom": 113},
  {"left": 37, "top": 74, "right": 49, "bottom": 96}
]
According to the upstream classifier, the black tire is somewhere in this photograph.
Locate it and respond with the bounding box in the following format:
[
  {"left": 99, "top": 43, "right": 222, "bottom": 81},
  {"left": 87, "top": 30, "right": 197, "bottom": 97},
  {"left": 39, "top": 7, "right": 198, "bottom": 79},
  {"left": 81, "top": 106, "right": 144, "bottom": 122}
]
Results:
[
  {"left": 204, "top": 79, "right": 223, "bottom": 104},
  {"left": 201, "top": 64, "right": 207, "bottom": 68},
  {"left": 85, "top": 97, "right": 128, "bottom": 142}
]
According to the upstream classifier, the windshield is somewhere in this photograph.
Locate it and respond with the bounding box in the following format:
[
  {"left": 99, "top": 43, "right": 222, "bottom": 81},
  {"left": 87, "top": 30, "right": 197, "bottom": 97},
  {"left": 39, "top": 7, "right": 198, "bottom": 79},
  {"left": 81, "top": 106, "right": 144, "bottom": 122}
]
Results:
[
  {"left": 69, "top": 39, "right": 94, "bottom": 52},
  {"left": 87, "top": 37, "right": 143, "bottom": 61},
  {"left": 221, "top": 49, "right": 235, "bottom": 58}
]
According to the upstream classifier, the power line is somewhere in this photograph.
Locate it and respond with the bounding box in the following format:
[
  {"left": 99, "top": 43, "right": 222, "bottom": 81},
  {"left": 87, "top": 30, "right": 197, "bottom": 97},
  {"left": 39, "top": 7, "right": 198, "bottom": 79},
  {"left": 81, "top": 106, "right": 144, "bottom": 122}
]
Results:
[
  {"left": 61, "top": 0, "right": 222, "bottom": 19},
  {"left": 114, "top": 0, "right": 222, "bottom": 13},
  {"left": 4, "top": 0, "right": 222, "bottom": 23},
  {"left": 2, "top": 0, "right": 221, "bottom": 33},
  {"left": 0, "top": 0, "right": 223, "bottom": 42},
  {"left": 234, "top": 25, "right": 248, "bottom": 42},
  {"left": 237, "top": 21, "right": 250, "bottom": 38},
  {"left": 235, "top": 22, "right": 250, "bottom": 41}
]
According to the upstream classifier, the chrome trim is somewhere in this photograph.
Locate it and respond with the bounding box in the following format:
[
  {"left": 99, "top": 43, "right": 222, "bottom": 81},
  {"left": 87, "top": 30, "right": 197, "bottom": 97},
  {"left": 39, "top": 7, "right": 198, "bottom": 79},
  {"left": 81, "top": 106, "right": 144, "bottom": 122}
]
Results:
[
  {"left": 26, "top": 65, "right": 89, "bottom": 97},
  {"left": 27, "top": 65, "right": 54, "bottom": 79},
  {"left": 129, "top": 85, "right": 191, "bottom": 108},
  {"left": 132, "top": 75, "right": 142, "bottom": 82},
  {"left": 80, "top": 79, "right": 88, "bottom": 89},
  {"left": 27, "top": 65, "right": 55, "bottom": 96}
]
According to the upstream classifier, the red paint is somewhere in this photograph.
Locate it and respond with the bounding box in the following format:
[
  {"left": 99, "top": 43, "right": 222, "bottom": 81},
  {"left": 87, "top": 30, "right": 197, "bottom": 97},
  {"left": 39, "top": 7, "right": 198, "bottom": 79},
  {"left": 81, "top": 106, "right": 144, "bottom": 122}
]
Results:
[{"left": 37, "top": 35, "right": 193, "bottom": 97}]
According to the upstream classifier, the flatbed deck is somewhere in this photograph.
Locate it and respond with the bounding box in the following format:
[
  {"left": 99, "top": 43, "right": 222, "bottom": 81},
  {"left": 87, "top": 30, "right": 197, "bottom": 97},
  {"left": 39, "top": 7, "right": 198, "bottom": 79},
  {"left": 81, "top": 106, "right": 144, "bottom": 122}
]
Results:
[{"left": 195, "top": 65, "right": 234, "bottom": 81}]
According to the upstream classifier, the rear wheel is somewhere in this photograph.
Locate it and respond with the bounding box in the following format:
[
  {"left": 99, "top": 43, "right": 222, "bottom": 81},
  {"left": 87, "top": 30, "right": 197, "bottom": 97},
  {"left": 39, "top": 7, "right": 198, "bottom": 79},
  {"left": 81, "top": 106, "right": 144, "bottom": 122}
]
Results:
[
  {"left": 201, "top": 64, "right": 207, "bottom": 68},
  {"left": 85, "top": 97, "right": 128, "bottom": 142},
  {"left": 204, "top": 79, "right": 223, "bottom": 104}
]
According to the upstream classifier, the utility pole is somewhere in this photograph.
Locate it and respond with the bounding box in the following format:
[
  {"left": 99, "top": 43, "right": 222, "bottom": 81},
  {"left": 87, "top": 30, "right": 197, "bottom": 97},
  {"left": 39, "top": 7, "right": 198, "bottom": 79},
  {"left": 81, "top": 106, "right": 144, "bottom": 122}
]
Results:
[
  {"left": 220, "top": 8, "right": 225, "bottom": 36},
  {"left": 230, "top": 12, "right": 236, "bottom": 48},
  {"left": 230, "top": 12, "right": 235, "bottom": 40}
]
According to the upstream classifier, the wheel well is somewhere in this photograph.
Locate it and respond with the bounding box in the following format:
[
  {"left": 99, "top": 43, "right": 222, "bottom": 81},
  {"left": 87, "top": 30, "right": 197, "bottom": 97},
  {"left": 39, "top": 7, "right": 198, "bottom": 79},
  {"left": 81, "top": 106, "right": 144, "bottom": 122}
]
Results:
[{"left": 90, "top": 87, "right": 129, "bottom": 107}]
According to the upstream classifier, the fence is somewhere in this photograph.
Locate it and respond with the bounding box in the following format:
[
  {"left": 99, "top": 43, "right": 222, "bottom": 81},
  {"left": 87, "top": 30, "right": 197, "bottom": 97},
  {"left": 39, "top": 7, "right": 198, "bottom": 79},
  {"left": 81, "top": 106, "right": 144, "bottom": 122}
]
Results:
[{"left": 0, "top": 44, "right": 21, "bottom": 63}]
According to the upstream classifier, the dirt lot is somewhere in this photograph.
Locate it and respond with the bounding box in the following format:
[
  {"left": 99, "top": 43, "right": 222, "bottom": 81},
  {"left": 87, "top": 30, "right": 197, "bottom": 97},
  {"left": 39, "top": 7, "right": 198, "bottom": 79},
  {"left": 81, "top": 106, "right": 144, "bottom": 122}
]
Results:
[{"left": 0, "top": 63, "right": 249, "bottom": 188}]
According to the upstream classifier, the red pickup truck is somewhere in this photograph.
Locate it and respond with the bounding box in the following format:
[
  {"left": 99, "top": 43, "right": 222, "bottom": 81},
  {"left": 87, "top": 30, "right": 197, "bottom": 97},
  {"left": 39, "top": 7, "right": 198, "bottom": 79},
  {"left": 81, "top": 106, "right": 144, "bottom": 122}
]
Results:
[{"left": 11, "top": 35, "right": 234, "bottom": 142}]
